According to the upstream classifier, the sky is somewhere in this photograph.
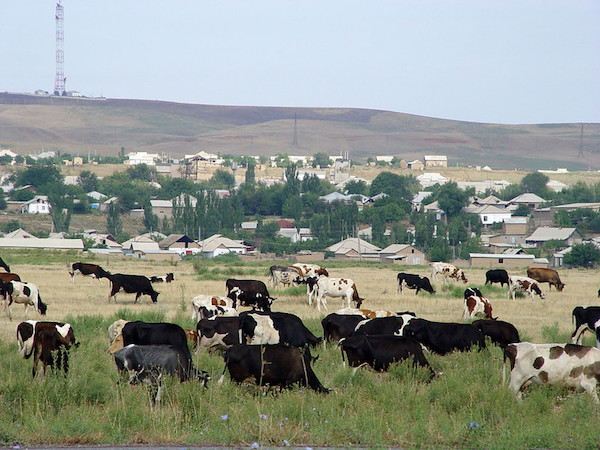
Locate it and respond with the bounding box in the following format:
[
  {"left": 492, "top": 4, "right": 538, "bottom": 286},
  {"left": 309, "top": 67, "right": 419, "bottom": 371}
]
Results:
[{"left": 1, "top": 1, "right": 599, "bottom": 125}]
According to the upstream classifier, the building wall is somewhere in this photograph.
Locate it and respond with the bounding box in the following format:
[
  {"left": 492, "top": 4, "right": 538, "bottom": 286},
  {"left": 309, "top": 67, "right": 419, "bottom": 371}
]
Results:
[{"left": 470, "top": 256, "right": 534, "bottom": 269}]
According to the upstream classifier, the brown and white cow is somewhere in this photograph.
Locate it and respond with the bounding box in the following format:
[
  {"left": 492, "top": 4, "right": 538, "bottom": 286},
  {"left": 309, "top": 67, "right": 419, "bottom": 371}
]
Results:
[
  {"left": 463, "top": 295, "right": 494, "bottom": 320},
  {"left": 431, "top": 262, "right": 468, "bottom": 284},
  {"left": 503, "top": 342, "right": 600, "bottom": 402},
  {"left": 508, "top": 276, "right": 545, "bottom": 300},
  {"left": 313, "top": 277, "right": 363, "bottom": 311},
  {"left": 190, "top": 295, "right": 235, "bottom": 321},
  {"left": 292, "top": 263, "right": 328, "bottom": 279},
  {"left": 526, "top": 267, "right": 565, "bottom": 291}
]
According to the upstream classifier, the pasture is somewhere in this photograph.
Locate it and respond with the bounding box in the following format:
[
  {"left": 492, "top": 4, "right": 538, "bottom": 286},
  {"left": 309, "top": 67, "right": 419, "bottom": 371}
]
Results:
[{"left": 0, "top": 251, "right": 600, "bottom": 446}]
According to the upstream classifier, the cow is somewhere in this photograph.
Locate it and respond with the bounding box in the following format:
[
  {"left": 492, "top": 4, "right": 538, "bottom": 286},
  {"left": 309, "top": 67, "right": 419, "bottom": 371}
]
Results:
[
  {"left": 503, "top": 342, "right": 600, "bottom": 403},
  {"left": 1, "top": 281, "right": 47, "bottom": 320},
  {"left": 472, "top": 319, "right": 520, "bottom": 349},
  {"left": 16, "top": 320, "right": 78, "bottom": 377},
  {"left": 396, "top": 273, "right": 435, "bottom": 295},
  {"left": 292, "top": 263, "right": 328, "bottom": 279},
  {"left": 353, "top": 314, "right": 417, "bottom": 337},
  {"left": 401, "top": 318, "right": 486, "bottom": 355},
  {"left": 107, "top": 273, "right": 159, "bottom": 303},
  {"left": 431, "top": 262, "right": 468, "bottom": 284},
  {"left": 313, "top": 277, "right": 363, "bottom": 311},
  {"left": 68, "top": 262, "right": 110, "bottom": 284},
  {"left": 570, "top": 306, "right": 600, "bottom": 346},
  {"left": 464, "top": 287, "right": 483, "bottom": 298},
  {"left": 485, "top": 269, "right": 509, "bottom": 287},
  {"left": 218, "top": 343, "right": 329, "bottom": 393},
  {"left": 463, "top": 295, "right": 494, "bottom": 320},
  {"left": 196, "top": 305, "right": 238, "bottom": 321},
  {"left": 225, "top": 279, "right": 274, "bottom": 311},
  {"left": 239, "top": 311, "right": 321, "bottom": 348},
  {"left": 527, "top": 267, "right": 565, "bottom": 291},
  {"left": 149, "top": 273, "right": 175, "bottom": 283},
  {"left": 340, "top": 335, "right": 435, "bottom": 379},
  {"left": 0, "top": 256, "right": 10, "bottom": 272},
  {"left": 508, "top": 276, "right": 545, "bottom": 300},
  {"left": 190, "top": 294, "right": 235, "bottom": 321},
  {"left": 322, "top": 312, "right": 369, "bottom": 343},
  {"left": 114, "top": 344, "right": 210, "bottom": 403},
  {"left": 108, "top": 319, "right": 130, "bottom": 342},
  {"left": 269, "top": 265, "right": 301, "bottom": 289},
  {"left": 0, "top": 272, "right": 21, "bottom": 283},
  {"left": 196, "top": 316, "right": 242, "bottom": 353},
  {"left": 295, "top": 276, "right": 319, "bottom": 306}
]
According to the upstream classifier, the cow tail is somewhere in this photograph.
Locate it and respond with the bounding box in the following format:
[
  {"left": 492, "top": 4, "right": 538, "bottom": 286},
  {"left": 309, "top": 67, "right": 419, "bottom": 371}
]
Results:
[{"left": 301, "top": 347, "right": 310, "bottom": 388}]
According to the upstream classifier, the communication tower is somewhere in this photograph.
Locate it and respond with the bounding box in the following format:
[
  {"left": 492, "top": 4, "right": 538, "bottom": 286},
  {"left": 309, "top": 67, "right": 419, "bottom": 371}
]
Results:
[{"left": 54, "top": 1, "right": 66, "bottom": 95}]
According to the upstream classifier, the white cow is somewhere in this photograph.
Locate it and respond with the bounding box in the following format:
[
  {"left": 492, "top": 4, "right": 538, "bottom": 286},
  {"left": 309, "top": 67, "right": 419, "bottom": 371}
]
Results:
[
  {"left": 313, "top": 277, "right": 363, "bottom": 312},
  {"left": 431, "top": 262, "right": 468, "bottom": 284},
  {"left": 508, "top": 276, "right": 545, "bottom": 300},
  {"left": 503, "top": 342, "right": 600, "bottom": 402},
  {"left": 190, "top": 295, "right": 235, "bottom": 321},
  {"left": 2, "top": 281, "right": 48, "bottom": 320},
  {"left": 292, "top": 263, "right": 328, "bottom": 279}
]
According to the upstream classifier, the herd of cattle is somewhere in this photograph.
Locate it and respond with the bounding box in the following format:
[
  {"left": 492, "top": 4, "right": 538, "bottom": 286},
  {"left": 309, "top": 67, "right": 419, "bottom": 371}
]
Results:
[{"left": 6, "top": 258, "right": 600, "bottom": 404}]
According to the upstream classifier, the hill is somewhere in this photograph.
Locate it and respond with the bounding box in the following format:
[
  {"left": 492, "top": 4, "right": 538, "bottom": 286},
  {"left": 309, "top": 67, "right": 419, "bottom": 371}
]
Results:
[{"left": 1, "top": 92, "right": 599, "bottom": 170}]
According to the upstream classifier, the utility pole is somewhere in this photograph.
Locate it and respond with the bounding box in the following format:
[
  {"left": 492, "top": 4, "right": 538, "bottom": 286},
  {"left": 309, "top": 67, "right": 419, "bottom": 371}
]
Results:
[{"left": 54, "top": 1, "right": 66, "bottom": 95}]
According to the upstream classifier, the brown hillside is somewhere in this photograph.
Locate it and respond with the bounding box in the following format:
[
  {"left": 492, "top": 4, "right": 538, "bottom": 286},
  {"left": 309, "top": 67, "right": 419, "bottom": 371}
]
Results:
[{"left": 1, "top": 93, "right": 599, "bottom": 170}]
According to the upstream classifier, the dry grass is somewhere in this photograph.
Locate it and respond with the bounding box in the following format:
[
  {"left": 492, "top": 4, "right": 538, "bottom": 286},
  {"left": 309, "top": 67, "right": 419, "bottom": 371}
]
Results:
[{"left": 0, "top": 258, "right": 597, "bottom": 346}]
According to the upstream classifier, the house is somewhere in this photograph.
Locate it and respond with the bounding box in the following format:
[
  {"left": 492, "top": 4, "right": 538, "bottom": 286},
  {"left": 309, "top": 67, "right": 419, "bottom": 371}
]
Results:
[
  {"left": 407, "top": 160, "right": 424, "bottom": 170},
  {"left": 525, "top": 227, "right": 583, "bottom": 248},
  {"left": 3, "top": 228, "right": 36, "bottom": 239},
  {"left": 416, "top": 173, "right": 447, "bottom": 188},
  {"left": 120, "top": 235, "right": 156, "bottom": 250},
  {"left": 241, "top": 221, "right": 258, "bottom": 234},
  {"left": 411, "top": 191, "right": 433, "bottom": 212},
  {"left": 155, "top": 163, "right": 182, "bottom": 178},
  {"left": 21, "top": 196, "right": 50, "bottom": 214},
  {"left": 503, "top": 217, "right": 529, "bottom": 235},
  {"left": 159, "top": 234, "right": 200, "bottom": 252},
  {"left": 276, "top": 228, "right": 300, "bottom": 243},
  {"left": 424, "top": 155, "right": 447, "bottom": 168},
  {"left": 376, "top": 156, "right": 394, "bottom": 164},
  {"left": 547, "top": 180, "right": 568, "bottom": 193},
  {"left": 127, "top": 151, "right": 159, "bottom": 166},
  {"left": 330, "top": 159, "right": 351, "bottom": 184},
  {"left": 379, "top": 244, "right": 426, "bottom": 265},
  {"left": 472, "top": 194, "right": 509, "bottom": 207},
  {"left": 464, "top": 204, "right": 512, "bottom": 225},
  {"left": 297, "top": 169, "right": 327, "bottom": 180},
  {"left": 469, "top": 252, "right": 535, "bottom": 269},
  {"left": 326, "top": 238, "right": 382, "bottom": 260},
  {"left": 199, "top": 234, "right": 248, "bottom": 258},
  {"left": 83, "top": 230, "right": 122, "bottom": 249},
  {"left": 319, "top": 192, "right": 354, "bottom": 203},
  {"left": 150, "top": 199, "right": 173, "bottom": 219},
  {"left": 508, "top": 193, "right": 547, "bottom": 210},
  {"left": 86, "top": 191, "right": 107, "bottom": 202},
  {"left": 99, "top": 197, "right": 118, "bottom": 213},
  {"left": 172, "top": 193, "right": 198, "bottom": 208},
  {"left": 0, "top": 238, "right": 84, "bottom": 251},
  {"left": 423, "top": 200, "right": 445, "bottom": 220}
]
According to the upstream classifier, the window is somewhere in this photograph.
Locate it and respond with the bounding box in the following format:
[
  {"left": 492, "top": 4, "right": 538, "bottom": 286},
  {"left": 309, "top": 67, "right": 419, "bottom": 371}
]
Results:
[{"left": 499, "top": 258, "right": 504, "bottom": 264}]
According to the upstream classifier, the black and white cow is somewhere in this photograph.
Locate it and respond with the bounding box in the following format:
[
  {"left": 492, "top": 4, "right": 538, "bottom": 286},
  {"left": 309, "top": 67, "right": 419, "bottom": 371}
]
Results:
[
  {"left": 196, "top": 317, "right": 242, "bottom": 353},
  {"left": 396, "top": 273, "right": 435, "bottom": 295},
  {"left": 190, "top": 294, "right": 236, "bottom": 321},
  {"left": 485, "top": 269, "right": 509, "bottom": 287},
  {"left": 69, "top": 262, "right": 111, "bottom": 284},
  {"left": 340, "top": 335, "right": 435, "bottom": 379},
  {"left": 226, "top": 279, "right": 274, "bottom": 311},
  {"left": 150, "top": 273, "right": 174, "bottom": 283},
  {"left": 353, "top": 314, "right": 417, "bottom": 337},
  {"left": 321, "top": 311, "right": 369, "bottom": 343},
  {"left": 218, "top": 343, "right": 329, "bottom": 393},
  {"left": 239, "top": 311, "right": 321, "bottom": 348},
  {"left": 401, "top": 318, "right": 486, "bottom": 355},
  {"left": 1, "top": 281, "right": 48, "bottom": 320},
  {"left": 107, "top": 273, "right": 159, "bottom": 303},
  {"left": 472, "top": 319, "right": 520, "bottom": 349},
  {"left": 570, "top": 306, "right": 600, "bottom": 347}
]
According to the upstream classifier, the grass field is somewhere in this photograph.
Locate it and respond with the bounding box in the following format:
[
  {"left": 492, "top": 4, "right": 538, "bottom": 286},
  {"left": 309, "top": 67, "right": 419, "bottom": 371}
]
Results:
[{"left": 1, "top": 251, "right": 600, "bottom": 447}]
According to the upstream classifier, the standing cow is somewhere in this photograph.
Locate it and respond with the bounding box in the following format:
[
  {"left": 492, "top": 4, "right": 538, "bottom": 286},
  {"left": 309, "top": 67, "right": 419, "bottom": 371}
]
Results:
[
  {"left": 431, "top": 262, "right": 468, "bottom": 284},
  {"left": 570, "top": 306, "right": 600, "bottom": 347},
  {"left": 313, "top": 277, "right": 363, "bottom": 311},
  {"left": 396, "top": 273, "right": 435, "bottom": 295},
  {"left": 107, "top": 273, "right": 159, "bottom": 303},
  {"left": 526, "top": 268, "right": 565, "bottom": 291},
  {"left": 508, "top": 276, "right": 545, "bottom": 300},
  {"left": 485, "top": 269, "right": 509, "bottom": 287}
]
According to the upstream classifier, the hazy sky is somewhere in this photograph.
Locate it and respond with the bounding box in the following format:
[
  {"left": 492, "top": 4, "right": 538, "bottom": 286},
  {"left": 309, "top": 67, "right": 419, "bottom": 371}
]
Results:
[{"left": 2, "top": 1, "right": 598, "bottom": 124}]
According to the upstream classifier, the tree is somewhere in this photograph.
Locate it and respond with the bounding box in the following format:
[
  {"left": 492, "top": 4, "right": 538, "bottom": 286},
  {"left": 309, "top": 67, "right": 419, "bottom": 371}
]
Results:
[
  {"left": 244, "top": 159, "right": 256, "bottom": 186},
  {"left": 513, "top": 204, "right": 531, "bottom": 217},
  {"left": 312, "top": 152, "right": 331, "bottom": 168},
  {"left": 345, "top": 179, "right": 368, "bottom": 195},
  {"left": 143, "top": 202, "right": 159, "bottom": 232},
  {"left": 369, "top": 172, "right": 417, "bottom": 200},
  {"left": 436, "top": 182, "right": 469, "bottom": 220},
  {"left": 106, "top": 202, "right": 123, "bottom": 237},
  {"left": 521, "top": 172, "right": 550, "bottom": 198},
  {"left": 47, "top": 183, "right": 72, "bottom": 233},
  {"left": 77, "top": 170, "right": 99, "bottom": 193},
  {"left": 563, "top": 243, "right": 600, "bottom": 268},
  {"left": 14, "top": 164, "right": 63, "bottom": 193},
  {"left": 210, "top": 169, "right": 235, "bottom": 190},
  {"left": 428, "top": 237, "right": 451, "bottom": 262}
]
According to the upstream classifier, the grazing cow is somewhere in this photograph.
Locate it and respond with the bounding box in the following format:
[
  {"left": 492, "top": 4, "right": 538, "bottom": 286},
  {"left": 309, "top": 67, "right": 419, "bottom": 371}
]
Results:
[
  {"left": 396, "top": 273, "right": 435, "bottom": 295},
  {"left": 149, "top": 273, "right": 174, "bottom": 283},
  {"left": 114, "top": 344, "right": 210, "bottom": 403},
  {"left": 313, "top": 277, "right": 363, "bottom": 311},
  {"left": 196, "top": 317, "right": 242, "bottom": 353},
  {"left": 431, "top": 262, "right": 468, "bottom": 284},
  {"left": 68, "top": 262, "right": 110, "bottom": 284},
  {"left": 508, "top": 276, "right": 545, "bottom": 300},
  {"left": 402, "top": 318, "right": 486, "bottom": 355},
  {"left": 1, "top": 281, "right": 47, "bottom": 320},
  {"left": 464, "top": 287, "right": 483, "bottom": 299},
  {"left": 292, "top": 263, "right": 328, "bottom": 279},
  {"left": 218, "top": 344, "right": 329, "bottom": 393},
  {"left": 225, "top": 279, "right": 274, "bottom": 311},
  {"left": 527, "top": 267, "right": 565, "bottom": 291},
  {"left": 269, "top": 265, "right": 301, "bottom": 288},
  {"left": 239, "top": 311, "right": 321, "bottom": 348},
  {"left": 16, "top": 320, "right": 78, "bottom": 377},
  {"left": 353, "top": 314, "right": 417, "bottom": 337},
  {"left": 0, "top": 256, "right": 10, "bottom": 272},
  {"left": 107, "top": 273, "right": 159, "bottom": 303},
  {"left": 190, "top": 294, "right": 235, "bottom": 321},
  {"left": 463, "top": 295, "right": 494, "bottom": 320},
  {"left": 0, "top": 272, "right": 21, "bottom": 283},
  {"left": 340, "top": 335, "right": 435, "bottom": 379},
  {"left": 472, "top": 319, "right": 520, "bottom": 349},
  {"left": 503, "top": 342, "right": 600, "bottom": 402},
  {"left": 485, "top": 269, "right": 509, "bottom": 287},
  {"left": 121, "top": 321, "right": 192, "bottom": 365},
  {"left": 570, "top": 306, "right": 600, "bottom": 346}
]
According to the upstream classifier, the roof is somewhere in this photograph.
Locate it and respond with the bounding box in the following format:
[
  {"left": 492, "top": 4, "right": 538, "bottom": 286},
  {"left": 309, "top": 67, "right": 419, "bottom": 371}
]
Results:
[
  {"left": 380, "top": 244, "right": 413, "bottom": 253},
  {"left": 526, "top": 227, "right": 578, "bottom": 242},
  {"left": 326, "top": 238, "right": 381, "bottom": 254},
  {"left": 424, "top": 155, "right": 447, "bottom": 161},
  {"left": 130, "top": 242, "right": 161, "bottom": 253},
  {"left": 171, "top": 193, "right": 198, "bottom": 207},
  {"left": 412, "top": 191, "right": 433, "bottom": 203},
  {"left": 150, "top": 199, "right": 172, "bottom": 208},
  {"left": 159, "top": 234, "right": 195, "bottom": 248},
  {"left": 3, "top": 228, "right": 36, "bottom": 239},
  {"left": 469, "top": 253, "right": 534, "bottom": 260},
  {"left": 320, "top": 192, "right": 353, "bottom": 202},
  {"left": 509, "top": 193, "right": 547, "bottom": 204},
  {"left": 0, "top": 238, "right": 84, "bottom": 250},
  {"left": 504, "top": 217, "right": 528, "bottom": 224},
  {"left": 200, "top": 234, "right": 247, "bottom": 252}
]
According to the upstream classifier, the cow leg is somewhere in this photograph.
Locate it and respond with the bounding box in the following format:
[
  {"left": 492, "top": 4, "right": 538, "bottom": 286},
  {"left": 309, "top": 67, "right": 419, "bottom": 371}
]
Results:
[
  {"left": 571, "top": 325, "right": 588, "bottom": 344},
  {"left": 134, "top": 293, "right": 140, "bottom": 304}
]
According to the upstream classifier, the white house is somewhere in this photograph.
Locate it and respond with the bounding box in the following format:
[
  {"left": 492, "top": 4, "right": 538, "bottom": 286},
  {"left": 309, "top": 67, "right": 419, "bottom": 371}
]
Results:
[
  {"left": 21, "top": 196, "right": 50, "bottom": 214},
  {"left": 199, "top": 234, "right": 248, "bottom": 258},
  {"left": 464, "top": 204, "right": 512, "bottom": 225},
  {"left": 127, "top": 151, "right": 159, "bottom": 166},
  {"left": 417, "top": 173, "right": 447, "bottom": 188}
]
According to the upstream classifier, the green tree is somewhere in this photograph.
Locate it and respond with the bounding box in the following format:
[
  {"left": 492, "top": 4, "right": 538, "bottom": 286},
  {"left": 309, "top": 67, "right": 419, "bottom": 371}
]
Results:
[
  {"left": 521, "top": 172, "right": 550, "bottom": 198},
  {"left": 369, "top": 172, "right": 417, "bottom": 200},
  {"left": 47, "top": 183, "right": 72, "bottom": 233},
  {"left": 77, "top": 170, "right": 99, "bottom": 193},
  {"left": 14, "top": 164, "right": 63, "bottom": 193},
  {"left": 428, "top": 237, "right": 451, "bottom": 262},
  {"left": 210, "top": 169, "right": 235, "bottom": 190},
  {"left": 345, "top": 179, "right": 368, "bottom": 195},
  {"left": 312, "top": 152, "right": 331, "bottom": 168},
  {"left": 563, "top": 243, "right": 600, "bottom": 268},
  {"left": 282, "top": 196, "right": 303, "bottom": 223},
  {"left": 244, "top": 159, "right": 256, "bottom": 186},
  {"left": 10, "top": 189, "right": 35, "bottom": 201},
  {"left": 513, "top": 204, "right": 531, "bottom": 217},
  {"left": 436, "top": 182, "right": 469, "bottom": 219},
  {"left": 106, "top": 202, "right": 123, "bottom": 237},
  {"left": 143, "top": 202, "right": 159, "bottom": 232}
]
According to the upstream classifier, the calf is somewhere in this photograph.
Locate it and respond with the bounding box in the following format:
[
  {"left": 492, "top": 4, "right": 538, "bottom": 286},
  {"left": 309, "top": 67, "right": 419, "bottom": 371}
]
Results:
[
  {"left": 150, "top": 273, "right": 174, "bottom": 283},
  {"left": 314, "top": 277, "right": 363, "bottom": 311},
  {"left": 431, "top": 262, "right": 468, "bottom": 284},
  {"left": 196, "top": 316, "right": 242, "bottom": 353},
  {"left": 218, "top": 344, "right": 329, "bottom": 393},
  {"left": 570, "top": 306, "right": 600, "bottom": 346},
  {"left": 69, "top": 262, "right": 110, "bottom": 284},
  {"left": 503, "top": 342, "right": 600, "bottom": 402},
  {"left": 190, "top": 294, "right": 235, "bottom": 321},
  {"left": 527, "top": 267, "right": 565, "bottom": 291},
  {"left": 340, "top": 335, "right": 435, "bottom": 379},
  {"left": 402, "top": 318, "right": 486, "bottom": 355},
  {"left": 508, "top": 276, "right": 545, "bottom": 300},
  {"left": 396, "top": 273, "right": 435, "bottom": 295},
  {"left": 472, "top": 319, "right": 520, "bottom": 349},
  {"left": 485, "top": 269, "right": 509, "bottom": 287},
  {"left": 1, "top": 281, "right": 48, "bottom": 320},
  {"left": 239, "top": 311, "right": 321, "bottom": 348},
  {"left": 107, "top": 273, "right": 159, "bottom": 303},
  {"left": 463, "top": 295, "right": 494, "bottom": 320}
]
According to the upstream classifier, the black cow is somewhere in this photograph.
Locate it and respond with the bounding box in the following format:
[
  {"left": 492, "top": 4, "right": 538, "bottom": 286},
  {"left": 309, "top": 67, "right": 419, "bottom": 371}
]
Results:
[
  {"left": 485, "top": 269, "right": 509, "bottom": 287},
  {"left": 402, "top": 318, "right": 486, "bottom": 355},
  {"left": 340, "top": 335, "right": 435, "bottom": 379},
  {"left": 0, "top": 256, "right": 10, "bottom": 272},
  {"left": 196, "top": 317, "right": 242, "bottom": 353},
  {"left": 471, "top": 319, "right": 520, "bottom": 349},
  {"left": 464, "top": 287, "right": 483, "bottom": 299},
  {"left": 239, "top": 311, "right": 321, "bottom": 348},
  {"left": 69, "top": 262, "right": 110, "bottom": 284},
  {"left": 114, "top": 344, "right": 210, "bottom": 402},
  {"left": 570, "top": 306, "right": 600, "bottom": 345},
  {"left": 150, "top": 273, "right": 174, "bottom": 283},
  {"left": 353, "top": 314, "right": 416, "bottom": 337},
  {"left": 218, "top": 344, "right": 329, "bottom": 393},
  {"left": 121, "top": 321, "right": 192, "bottom": 366},
  {"left": 226, "top": 279, "right": 274, "bottom": 311},
  {"left": 321, "top": 312, "right": 367, "bottom": 343},
  {"left": 107, "top": 273, "right": 159, "bottom": 303},
  {"left": 396, "top": 273, "right": 435, "bottom": 295}
]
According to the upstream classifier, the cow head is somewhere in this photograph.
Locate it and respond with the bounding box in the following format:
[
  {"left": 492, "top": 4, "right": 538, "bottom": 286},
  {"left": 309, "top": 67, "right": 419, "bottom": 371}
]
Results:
[
  {"left": 532, "top": 283, "right": 545, "bottom": 299},
  {"left": 455, "top": 269, "right": 468, "bottom": 283},
  {"left": 557, "top": 282, "right": 565, "bottom": 292},
  {"left": 166, "top": 273, "right": 175, "bottom": 282},
  {"left": 423, "top": 277, "right": 435, "bottom": 294},
  {"left": 315, "top": 268, "right": 329, "bottom": 277}
]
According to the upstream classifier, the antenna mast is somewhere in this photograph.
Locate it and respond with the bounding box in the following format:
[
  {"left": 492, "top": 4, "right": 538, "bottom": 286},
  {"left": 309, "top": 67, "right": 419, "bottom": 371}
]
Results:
[{"left": 54, "top": 1, "right": 66, "bottom": 95}]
